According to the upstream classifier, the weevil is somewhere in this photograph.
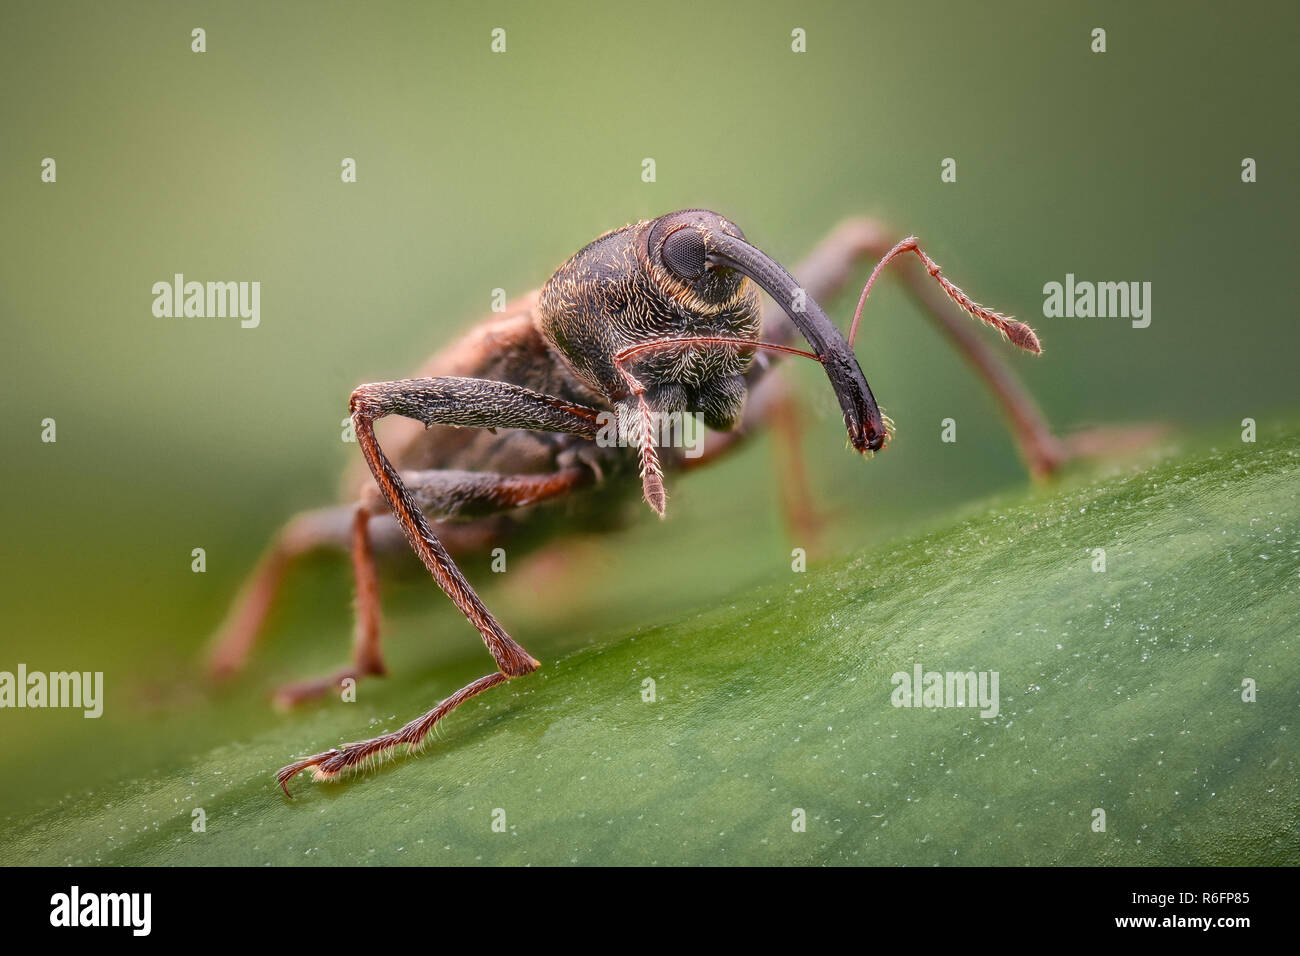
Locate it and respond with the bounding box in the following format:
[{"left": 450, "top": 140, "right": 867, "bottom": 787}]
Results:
[{"left": 206, "top": 209, "right": 1129, "bottom": 794}]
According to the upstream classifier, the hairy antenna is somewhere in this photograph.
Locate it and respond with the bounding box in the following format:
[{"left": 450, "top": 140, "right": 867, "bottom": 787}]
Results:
[{"left": 848, "top": 237, "right": 1041, "bottom": 355}]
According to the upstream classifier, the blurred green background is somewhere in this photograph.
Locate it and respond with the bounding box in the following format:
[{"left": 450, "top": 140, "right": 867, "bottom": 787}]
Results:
[{"left": 0, "top": 1, "right": 1295, "bottom": 824}]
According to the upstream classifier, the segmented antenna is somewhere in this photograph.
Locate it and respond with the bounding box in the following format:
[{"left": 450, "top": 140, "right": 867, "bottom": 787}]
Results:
[
  {"left": 635, "top": 394, "right": 667, "bottom": 517},
  {"left": 848, "top": 237, "right": 1041, "bottom": 355}
]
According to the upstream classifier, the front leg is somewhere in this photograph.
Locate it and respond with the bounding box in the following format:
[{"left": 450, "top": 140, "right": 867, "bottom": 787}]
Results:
[{"left": 276, "top": 377, "right": 601, "bottom": 793}]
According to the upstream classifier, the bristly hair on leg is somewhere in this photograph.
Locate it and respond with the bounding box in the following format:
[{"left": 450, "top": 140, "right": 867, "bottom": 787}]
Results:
[{"left": 277, "top": 671, "right": 509, "bottom": 795}]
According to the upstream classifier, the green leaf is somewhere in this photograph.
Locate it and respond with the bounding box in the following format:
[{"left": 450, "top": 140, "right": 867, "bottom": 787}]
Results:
[{"left": 5, "top": 432, "right": 1297, "bottom": 865}]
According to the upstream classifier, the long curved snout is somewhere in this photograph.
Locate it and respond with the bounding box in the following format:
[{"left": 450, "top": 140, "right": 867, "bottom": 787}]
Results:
[{"left": 705, "top": 231, "right": 886, "bottom": 452}]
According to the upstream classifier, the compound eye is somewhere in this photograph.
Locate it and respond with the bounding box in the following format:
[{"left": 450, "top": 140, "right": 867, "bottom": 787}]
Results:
[{"left": 661, "top": 227, "right": 707, "bottom": 280}]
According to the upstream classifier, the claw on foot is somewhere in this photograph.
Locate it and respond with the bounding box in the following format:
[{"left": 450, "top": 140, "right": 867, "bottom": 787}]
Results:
[
  {"left": 276, "top": 731, "right": 409, "bottom": 797},
  {"left": 1060, "top": 422, "right": 1169, "bottom": 461},
  {"left": 1025, "top": 422, "right": 1168, "bottom": 481},
  {"left": 275, "top": 670, "right": 512, "bottom": 796}
]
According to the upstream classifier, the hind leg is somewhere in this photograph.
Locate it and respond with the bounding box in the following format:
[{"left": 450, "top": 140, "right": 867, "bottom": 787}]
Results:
[
  {"left": 271, "top": 505, "right": 387, "bottom": 708},
  {"left": 763, "top": 218, "right": 1162, "bottom": 479},
  {"left": 206, "top": 505, "right": 355, "bottom": 679}
]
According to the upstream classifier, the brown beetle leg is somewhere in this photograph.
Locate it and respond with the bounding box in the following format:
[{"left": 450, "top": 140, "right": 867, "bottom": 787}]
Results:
[
  {"left": 272, "top": 467, "right": 591, "bottom": 708},
  {"left": 206, "top": 505, "right": 357, "bottom": 679},
  {"left": 759, "top": 219, "right": 1066, "bottom": 479},
  {"left": 276, "top": 377, "right": 600, "bottom": 793},
  {"left": 270, "top": 505, "right": 386, "bottom": 709}
]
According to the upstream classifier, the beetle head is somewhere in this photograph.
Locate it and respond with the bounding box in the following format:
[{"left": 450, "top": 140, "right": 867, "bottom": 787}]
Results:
[
  {"left": 538, "top": 209, "right": 887, "bottom": 452},
  {"left": 538, "top": 211, "right": 760, "bottom": 433}
]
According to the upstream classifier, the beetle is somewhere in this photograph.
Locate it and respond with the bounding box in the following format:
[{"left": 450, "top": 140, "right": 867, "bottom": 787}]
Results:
[{"left": 207, "top": 209, "right": 1106, "bottom": 794}]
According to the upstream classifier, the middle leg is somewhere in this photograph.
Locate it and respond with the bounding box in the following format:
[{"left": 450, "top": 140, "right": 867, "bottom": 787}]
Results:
[
  {"left": 272, "top": 465, "right": 591, "bottom": 708},
  {"left": 271, "top": 505, "right": 387, "bottom": 708}
]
